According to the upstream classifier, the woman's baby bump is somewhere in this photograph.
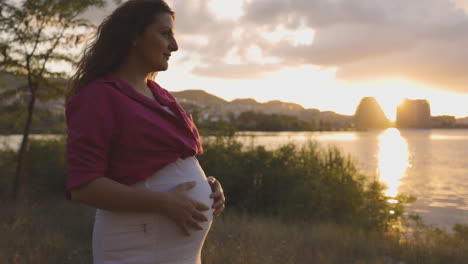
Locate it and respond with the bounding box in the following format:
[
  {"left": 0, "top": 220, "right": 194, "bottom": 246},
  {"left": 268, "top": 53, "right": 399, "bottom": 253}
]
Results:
[
  {"left": 144, "top": 157, "right": 214, "bottom": 218},
  {"left": 143, "top": 158, "right": 214, "bottom": 258}
]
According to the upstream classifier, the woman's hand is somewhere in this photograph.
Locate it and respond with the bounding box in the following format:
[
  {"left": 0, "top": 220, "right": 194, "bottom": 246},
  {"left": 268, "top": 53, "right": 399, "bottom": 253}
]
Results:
[
  {"left": 164, "top": 181, "right": 209, "bottom": 236},
  {"left": 207, "top": 176, "right": 225, "bottom": 218}
]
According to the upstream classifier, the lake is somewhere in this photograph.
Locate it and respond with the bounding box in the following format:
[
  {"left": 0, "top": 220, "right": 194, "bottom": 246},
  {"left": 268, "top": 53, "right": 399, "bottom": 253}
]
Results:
[
  {"left": 2, "top": 128, "right": 468, "bottom": 230},
  {"left": 233, "top": 129, "right": 468, "bottom": 230}
]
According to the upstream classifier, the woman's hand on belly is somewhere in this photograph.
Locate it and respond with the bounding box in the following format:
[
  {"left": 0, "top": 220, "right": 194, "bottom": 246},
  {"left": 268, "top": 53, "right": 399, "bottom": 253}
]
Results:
[
  {"left": 161, "top": 181, "right": 210, "bottom": 236},
  {"left": 208, "top": 176, "right": 226, "bottom": 218}
]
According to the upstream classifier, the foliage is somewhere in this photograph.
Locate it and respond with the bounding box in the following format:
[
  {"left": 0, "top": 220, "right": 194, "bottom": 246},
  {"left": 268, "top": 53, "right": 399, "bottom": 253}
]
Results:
[
  {"left": 0, "top": 0, "right": 105, "bottom": 92},
  {"left": 2, "top": 136, "right": 468, "bottom": 263},
  {"left": 192, "top": 110, "right": 317, "bottom": 134},
  {"left": 233, "top": 111, "right": 317, "bottom": 131},
  {"left": 1, "top": 107, "right": 315, "bottom": 135},
  {"left": 0, "top": 0, "right": 106, "bottom": 200},
  {"left": 198, "top": 134, "right": 413, "bottom": 231},
  {"left": 0, "top": 144, "right": 16, "bottom": 196},
  {"left": 0, "top": 104, "right": 26, "bottom": 134},
  {"left": 0, "top": 137, "right": 66, "bottom": 198},
  {"left": 197, "top": 119, "right": 238, "bottom": 137},
  {"left": 394, "top": 216, "right": 468, "bottom": 263},
  {"left": 0, "top": 105, "right": 65, "bottom": 134},
  {"left": 1, "top": 134, "right": 412, "bottom": 231}
]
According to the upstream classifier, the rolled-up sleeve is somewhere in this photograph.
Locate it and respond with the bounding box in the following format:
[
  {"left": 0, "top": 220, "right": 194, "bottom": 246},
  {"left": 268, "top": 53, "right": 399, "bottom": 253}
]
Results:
[{"left": 65, "top": 84, "right": 116, "bottom": 199}]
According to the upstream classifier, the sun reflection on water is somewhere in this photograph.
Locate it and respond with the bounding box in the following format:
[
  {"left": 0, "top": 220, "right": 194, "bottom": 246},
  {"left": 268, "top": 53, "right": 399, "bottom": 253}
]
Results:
[{"left": 378, "top": 128, "right": 410, "bottom": 198}]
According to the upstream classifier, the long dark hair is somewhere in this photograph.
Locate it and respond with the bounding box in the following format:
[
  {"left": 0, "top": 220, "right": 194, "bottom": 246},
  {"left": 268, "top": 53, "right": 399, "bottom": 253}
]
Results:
[{"left": 66, "top": 0, "right": 174, "bottom": 103}]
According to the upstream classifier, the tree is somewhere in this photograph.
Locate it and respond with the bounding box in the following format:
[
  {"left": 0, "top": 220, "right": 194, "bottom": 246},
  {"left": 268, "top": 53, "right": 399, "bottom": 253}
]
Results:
[{"left": 0, "top": 0, "right": 106, "bottom": 202}]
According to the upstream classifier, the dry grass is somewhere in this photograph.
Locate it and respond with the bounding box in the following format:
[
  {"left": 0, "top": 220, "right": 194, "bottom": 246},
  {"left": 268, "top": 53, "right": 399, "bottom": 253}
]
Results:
[
  {"left": 0, "top": 199, "right": 94, "bottom": 264},
  {"left": 203, "top": 212, "right": 402, "bottom": 264},
  {"left": 1, "top": 199, "right": 467, "bottom": 264}
]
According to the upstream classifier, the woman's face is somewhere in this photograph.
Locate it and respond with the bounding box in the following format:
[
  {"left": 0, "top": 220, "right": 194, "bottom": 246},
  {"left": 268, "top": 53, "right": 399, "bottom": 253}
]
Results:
[{"left": 133, "top": 12, "right": 178, "bottom": 72}]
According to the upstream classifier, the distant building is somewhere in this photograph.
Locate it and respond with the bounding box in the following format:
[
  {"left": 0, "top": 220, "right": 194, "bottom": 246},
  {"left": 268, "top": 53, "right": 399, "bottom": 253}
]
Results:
[{"left": 396, "top": 99, "right": 431, "bottom": 128}]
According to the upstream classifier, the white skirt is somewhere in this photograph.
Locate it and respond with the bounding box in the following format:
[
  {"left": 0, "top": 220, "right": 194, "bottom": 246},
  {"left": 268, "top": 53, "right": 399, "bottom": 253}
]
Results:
[{"left": 92, "top": 157, "right": 214, "bottom": 264}]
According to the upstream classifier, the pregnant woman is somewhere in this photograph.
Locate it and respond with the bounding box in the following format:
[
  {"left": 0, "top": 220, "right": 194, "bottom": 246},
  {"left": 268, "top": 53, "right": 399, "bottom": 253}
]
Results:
[{"left": 64, "top": 1, "right": 225, "bottom": 263}]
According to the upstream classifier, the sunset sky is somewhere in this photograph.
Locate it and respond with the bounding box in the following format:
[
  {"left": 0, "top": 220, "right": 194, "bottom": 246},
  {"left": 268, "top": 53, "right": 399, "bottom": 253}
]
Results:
[{"left": 86, "top": 0, "right": 468, "bottom": 120}]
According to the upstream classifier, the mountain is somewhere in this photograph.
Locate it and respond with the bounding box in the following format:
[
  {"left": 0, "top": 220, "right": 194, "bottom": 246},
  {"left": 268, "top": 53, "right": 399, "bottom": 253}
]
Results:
[
  {"left": 456, "top": 117, "right": 468, "bottom": 124},
  {"left": 397, "top": 99, "right": 432, "bottom": 128},
  {"left": 172, "top": 89, "right": 353, "bottom": 129},
  {"left": 171, "top": 90, "right": 228, "bottom": 106},
  {"left": 354, "top": 97, "right": 390, "bottom": 129},
  {"left": 0, "top": 72, "right": 353, "bottom": 129},
  {"left": 3, "top": 71, "right": 466, "bottom": 130}
]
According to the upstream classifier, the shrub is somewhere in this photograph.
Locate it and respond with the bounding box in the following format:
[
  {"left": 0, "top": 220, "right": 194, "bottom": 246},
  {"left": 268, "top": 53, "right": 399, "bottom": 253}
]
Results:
[
  {"left": 198, "top": 135, "right": 413, "bottom": 231},
  {"left": 1, "top": 133, "right": 412, "bottom": 230},
  {"left": 0, "top": 137, "right": 66, "bottom": 200}
]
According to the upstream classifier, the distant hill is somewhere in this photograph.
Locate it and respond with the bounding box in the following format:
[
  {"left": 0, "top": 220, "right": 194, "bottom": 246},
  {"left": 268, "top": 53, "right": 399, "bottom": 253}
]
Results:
[
  {"left": 2, "top": 73, "right": 348, "bottom": 127},
  {"left": 455, "top": 116, "right": 468, "bottom": 128},
  {"left": 397, "top": 99, "right": 432, "bottom": 128},
  {"left": 230, "top": 98, "right": 259, "bottom": 105},
  {"left": 0, "top": 71, "right": 65, "bottom": 115},
  {"left": 171, "top": 89, "right": 353, "bottom": 129},
  {"left": 457, "top": 117, "right": 468, "bottom": 124},
  {"left": 354, "top": 97, "right": 390, "bottom": 129},
  {"left": 3, "top": 71, "right": 466, "bottom": 130},
  {"left": 171, "top": 90, "right": 228, "bottom": 106},
  {"left": 0, "top": 71, "right": 24, "bottom": 90},
  {"left": 0, "top": 71, "right": 468, "bottom": 129},
  {"left": 264, "top": 100, "right": 304, "bottom": 111}
]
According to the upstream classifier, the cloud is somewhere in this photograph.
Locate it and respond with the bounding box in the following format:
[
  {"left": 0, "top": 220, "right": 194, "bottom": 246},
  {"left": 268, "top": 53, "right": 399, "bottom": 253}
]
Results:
[
  {"left": 337, "top": 38, "right": 468, "bottom": 92},
  {"left": 168, "top": 0, "right": 468, "bottom": 93},
  {"left": 80, "top": 1, "right": 118, "bottom": 24},
  {"left": 192, "top": 63, "right": 282, "bottom": 79},
  {"left": 79, "top": 0, "right": 468, "bottom": 93}
]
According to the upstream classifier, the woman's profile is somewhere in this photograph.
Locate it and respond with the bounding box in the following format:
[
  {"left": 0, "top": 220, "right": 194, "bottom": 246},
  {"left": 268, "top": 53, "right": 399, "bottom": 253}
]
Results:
[{"left": 65, "top": 0, "right": 225, "bottom": 263}]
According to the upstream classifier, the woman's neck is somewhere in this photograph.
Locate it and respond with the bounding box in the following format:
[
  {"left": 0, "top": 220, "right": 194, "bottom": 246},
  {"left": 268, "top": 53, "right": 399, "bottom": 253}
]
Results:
[{"left": 114, "top": 59, "right": 152, "bottom": 92}]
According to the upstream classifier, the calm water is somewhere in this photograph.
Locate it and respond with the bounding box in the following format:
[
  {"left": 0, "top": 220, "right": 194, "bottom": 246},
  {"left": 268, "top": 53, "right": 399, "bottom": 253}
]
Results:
[
  {"left": 2, "top": 129, "right": 468, "bottom": 229},
  {"left": 234, "top": 129, "right": 468, "bottom": 230}
]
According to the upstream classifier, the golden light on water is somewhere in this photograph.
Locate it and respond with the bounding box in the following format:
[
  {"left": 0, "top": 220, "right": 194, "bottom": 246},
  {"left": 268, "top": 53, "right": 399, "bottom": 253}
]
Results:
[
  {"left": 315, "top": 133, "right": 358, "bottom": 141},
  {"left": 377, "top": 128, "right": 410, "bottom": 198}
]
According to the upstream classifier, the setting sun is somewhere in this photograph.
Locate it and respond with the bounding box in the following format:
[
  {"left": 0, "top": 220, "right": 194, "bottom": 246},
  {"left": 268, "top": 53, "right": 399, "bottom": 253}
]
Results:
[{"left": 363, "top": 79, "right": 429, "bottom": 121}]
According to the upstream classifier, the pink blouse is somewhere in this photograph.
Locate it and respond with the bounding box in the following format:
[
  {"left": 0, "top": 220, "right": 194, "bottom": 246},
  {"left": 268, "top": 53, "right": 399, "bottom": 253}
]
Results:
[{"left": 65, "top": 73, "right": 203, "bottom": 198}]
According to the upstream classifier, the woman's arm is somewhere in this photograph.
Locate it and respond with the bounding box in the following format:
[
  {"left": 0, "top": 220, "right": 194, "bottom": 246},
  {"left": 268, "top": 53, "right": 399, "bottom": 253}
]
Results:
[{"left": 71, "top": 177, "right": 209, "bottom": 236}]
